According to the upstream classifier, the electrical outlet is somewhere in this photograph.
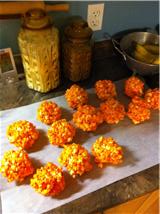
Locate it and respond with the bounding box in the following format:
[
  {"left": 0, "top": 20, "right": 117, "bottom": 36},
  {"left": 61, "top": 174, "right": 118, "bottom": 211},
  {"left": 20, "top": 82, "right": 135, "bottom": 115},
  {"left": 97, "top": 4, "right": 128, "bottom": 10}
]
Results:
[{"left": 87, "top": 3, "right": 104, "bottom": 31}]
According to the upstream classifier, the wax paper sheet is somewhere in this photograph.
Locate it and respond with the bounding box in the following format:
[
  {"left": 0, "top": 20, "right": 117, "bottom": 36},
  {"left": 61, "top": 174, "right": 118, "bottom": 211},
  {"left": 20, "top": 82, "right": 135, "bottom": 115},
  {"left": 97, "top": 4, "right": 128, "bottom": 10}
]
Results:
[{"left": 0, "top": 79, "right": 159, "bottom": 214}]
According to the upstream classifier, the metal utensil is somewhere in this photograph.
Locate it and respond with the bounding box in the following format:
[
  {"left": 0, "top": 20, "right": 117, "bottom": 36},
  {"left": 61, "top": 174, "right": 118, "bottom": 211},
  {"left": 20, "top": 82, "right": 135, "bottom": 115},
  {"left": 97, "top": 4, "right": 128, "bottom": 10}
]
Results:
[{"left": 111, "top": 32, "right": 159, "bottom": 76}]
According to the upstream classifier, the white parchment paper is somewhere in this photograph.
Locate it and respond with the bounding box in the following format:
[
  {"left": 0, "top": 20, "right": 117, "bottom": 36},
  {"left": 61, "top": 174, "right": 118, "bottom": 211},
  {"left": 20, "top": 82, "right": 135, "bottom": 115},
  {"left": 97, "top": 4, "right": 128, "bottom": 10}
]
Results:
[{"left": 0, "top": 79, "right": 159, "bottom": 214}]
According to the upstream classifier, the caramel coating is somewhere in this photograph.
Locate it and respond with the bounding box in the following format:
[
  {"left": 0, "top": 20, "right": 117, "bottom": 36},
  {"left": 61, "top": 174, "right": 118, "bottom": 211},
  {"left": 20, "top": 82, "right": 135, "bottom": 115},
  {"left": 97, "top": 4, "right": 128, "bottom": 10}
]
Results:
[
  {"left": 100, "top": 98, "right": 126, "bottom": 124},
  {"left": 73, "top": 105, "right": 103, "bottom": 131},
  {"left": 125, "top": 76, "right": 144, "bottom": 98},
  {"left": 48, "top": 119, "right": 76, "bottom": 147},
  {"left": 95, "top": 80, "right": 117, "bottom": 100},
  {"left": 65, "top": 84, "right": 88, "bottom": 109},
  {"left": 30, "top": 162, "right": 65, "bottom": 196},
  {"left": 37, "top": 101, "right": 61, "bottom": 125},
  {"left": 145, "top": 88, "right": 160, "bottom": 110},
  {"left": 127, "top": 96, "right": 151, "bottom": 124},
  {"left": 58, "top": 143, "right": 92, "bottom": 178},
  {"left": 92, "top": 136, "right": 123, "bottom": 168},
  {"left": 7, "top": 120, "right": 39, "bottom": 149},
  {"left": 0, "top": 149, "right": 34, "bottom": 182}
]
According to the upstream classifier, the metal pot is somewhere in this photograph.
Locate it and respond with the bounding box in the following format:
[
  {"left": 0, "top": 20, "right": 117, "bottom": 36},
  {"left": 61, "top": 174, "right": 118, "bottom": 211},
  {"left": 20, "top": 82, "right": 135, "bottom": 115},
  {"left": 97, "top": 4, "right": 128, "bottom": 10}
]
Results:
[{"left": 112, "top": 32, "right": 159, "bottom": 76}]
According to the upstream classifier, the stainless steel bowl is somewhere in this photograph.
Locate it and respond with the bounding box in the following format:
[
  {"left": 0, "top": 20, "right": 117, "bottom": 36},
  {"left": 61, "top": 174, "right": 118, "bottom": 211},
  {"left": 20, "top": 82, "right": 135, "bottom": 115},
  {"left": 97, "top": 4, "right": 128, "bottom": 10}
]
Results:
[{"left": 112, "top": 32, "right": 159, "bottom": 76}]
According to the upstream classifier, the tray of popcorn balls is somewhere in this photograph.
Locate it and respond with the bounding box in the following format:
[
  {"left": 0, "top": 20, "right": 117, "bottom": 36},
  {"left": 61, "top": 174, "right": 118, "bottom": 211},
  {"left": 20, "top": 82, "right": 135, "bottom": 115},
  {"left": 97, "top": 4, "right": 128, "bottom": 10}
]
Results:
[{"left": 0, "top": 77, "right": 159, "bottom": 214}]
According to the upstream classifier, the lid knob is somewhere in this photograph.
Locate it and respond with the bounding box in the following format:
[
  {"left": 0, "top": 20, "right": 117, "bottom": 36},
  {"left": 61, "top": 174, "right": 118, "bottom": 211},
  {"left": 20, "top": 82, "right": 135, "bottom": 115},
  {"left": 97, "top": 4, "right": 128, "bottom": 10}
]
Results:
[
  {"left": 65, "top": 18, "right": 93, "bottom": 40},
  {"left": 22, "top": 8, "right": 51, "bottom": 29}
]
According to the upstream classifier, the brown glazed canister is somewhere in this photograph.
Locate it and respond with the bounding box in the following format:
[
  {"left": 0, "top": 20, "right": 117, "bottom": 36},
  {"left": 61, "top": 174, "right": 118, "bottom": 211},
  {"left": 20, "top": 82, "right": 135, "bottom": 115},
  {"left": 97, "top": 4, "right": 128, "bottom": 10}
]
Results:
[
  {"left": 63, "top": 19, "right": 93, "bottom": 82},
  {"left": 18, "top": 8, "right": 60, "bottom": 93}
]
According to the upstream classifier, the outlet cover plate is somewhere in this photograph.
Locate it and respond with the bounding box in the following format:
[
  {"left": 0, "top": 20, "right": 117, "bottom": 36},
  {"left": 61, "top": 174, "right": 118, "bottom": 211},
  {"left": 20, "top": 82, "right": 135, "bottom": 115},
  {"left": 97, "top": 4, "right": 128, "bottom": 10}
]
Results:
[{"left": 87, "top": 3, "right": 104, "bottom": 31}]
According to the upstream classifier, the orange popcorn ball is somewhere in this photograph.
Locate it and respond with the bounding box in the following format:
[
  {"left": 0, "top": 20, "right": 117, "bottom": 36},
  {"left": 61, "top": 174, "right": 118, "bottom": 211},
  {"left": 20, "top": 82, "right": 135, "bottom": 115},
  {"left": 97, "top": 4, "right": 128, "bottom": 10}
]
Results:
[
  {"left": 65, "top": 84, "right": 88, "bottom": 109},
  {"left": 58, "top": 143, "right": 92, "bottom": 178},
  {"left": 7, "top": 120, "right": 39, "bottom": 149},
  {"left": 0, "top": 149, "right": 34, "bottom": 182},
  {"left": 95, "top": 80, "right": 117, "bottom": 100},
  {"left": 127, "top": 96, "right": 151, "bottom": 124},
  {"left": 73, "top": 105, "right": 103, "bottom": 132},
  {"left": 131, "top": 96, "right": 150, "bottom": 108},
  {"left": 48, "top": 119, "right": 76, "bottom": 147},
  {"left": 92, "top": 136, "right": 123, "bottom": 168},
  {"left": 125, "top": 76, "right": 144, "bottom": 98},
  {"left": 37, "top": 100, "right": 61, "bottom": 125},
  {"left": 100, "top": 98, "right": 126, "bottom": 124},
  {"left": 30, "top": 162, "right": 65, "bottom": 196},
  {"left": 145, "top": 88, "right": 160, "bottom": 110}
]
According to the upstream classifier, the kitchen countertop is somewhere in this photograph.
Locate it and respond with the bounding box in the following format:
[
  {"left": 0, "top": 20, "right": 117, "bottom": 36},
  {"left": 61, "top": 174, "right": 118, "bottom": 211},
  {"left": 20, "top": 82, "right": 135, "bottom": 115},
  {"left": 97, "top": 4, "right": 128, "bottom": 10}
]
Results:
[{"left": 0, "top": 53, "right": 159, "bottom": 214}]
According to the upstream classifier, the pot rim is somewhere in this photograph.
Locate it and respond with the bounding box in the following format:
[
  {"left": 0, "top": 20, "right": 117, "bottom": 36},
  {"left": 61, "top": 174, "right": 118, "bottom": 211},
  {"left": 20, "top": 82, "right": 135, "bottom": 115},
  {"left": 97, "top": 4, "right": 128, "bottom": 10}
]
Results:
[{"left": 120, "top": 31, "right": 159, "bottom": 67}]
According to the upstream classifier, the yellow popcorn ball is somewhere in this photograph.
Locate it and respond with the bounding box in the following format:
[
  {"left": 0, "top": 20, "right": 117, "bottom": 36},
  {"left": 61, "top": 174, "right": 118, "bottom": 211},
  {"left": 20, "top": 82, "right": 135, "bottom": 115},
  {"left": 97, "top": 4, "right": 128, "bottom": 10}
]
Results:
[
  {"left": 58, "top": 143, "right": 92, "bottom": 178},
  {"left": 124, "top": 76, "right": 144, "bottom": 98},
  {"left": 95, "top": 80, "right": 117, "bottom": 100},
  {"left": 30, "top": 162, "right": 65, "bottom": 196},
  {"left": 47, "top": 119, "right": 76, "bottom": 147},
  {"left": 145, "top": 88, "right": 160, "bottom": 110},
  {"left": 65, "top": 84, "right": 88, "bottom": 109},
  {"left": 7, "top": 120, "right": 39, "bottom": 149},
  {"left": 0, "top": 149, "right": 34, "bottom": 182},
  {"left": 92, "top": 136, "right": 123, "bottom": 168},
  {"left": 127, "top": 96, "right": 151, "bottom": 124},
  {"left": 37, "top": 100, "right": 62, "bottom": 125},
  {"left": 100, "top": 98, "right": 126, "bottom": 124},
  {"left": 73, "top": 104, "right": 103, "bottom": 132}
]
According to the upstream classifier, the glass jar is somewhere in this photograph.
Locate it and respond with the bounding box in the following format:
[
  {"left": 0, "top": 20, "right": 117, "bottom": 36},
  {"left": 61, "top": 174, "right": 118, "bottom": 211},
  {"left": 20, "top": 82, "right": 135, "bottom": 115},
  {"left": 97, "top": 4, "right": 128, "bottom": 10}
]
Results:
[
  {"left": 63, "top": 19, "right": 93, "bottom": 82},
  {"left": 18, "top": 8, "right": 60, "bottom": 93}
]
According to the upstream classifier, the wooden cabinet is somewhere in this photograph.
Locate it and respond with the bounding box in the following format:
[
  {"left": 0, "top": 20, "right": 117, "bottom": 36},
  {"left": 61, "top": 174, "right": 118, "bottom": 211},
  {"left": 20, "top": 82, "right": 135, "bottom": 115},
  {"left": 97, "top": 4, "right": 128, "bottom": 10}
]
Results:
[{"left": 96, "top": 189, "right": 159, "bottom": 214}]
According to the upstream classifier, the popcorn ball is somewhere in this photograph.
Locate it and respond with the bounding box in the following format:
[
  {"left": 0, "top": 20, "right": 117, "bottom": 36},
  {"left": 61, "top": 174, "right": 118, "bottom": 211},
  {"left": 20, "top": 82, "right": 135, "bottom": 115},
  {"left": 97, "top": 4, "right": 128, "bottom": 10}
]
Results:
[
  {"left": 127, "top": 96, "right": 151, "bottom": 124},
  {"left": 0, "top": 149, "right": 34, "bottom": 182},
  {"left": 48, "top": 119, "right": 76, "bottom": 147},
  {"left": 95, "top": 80, "right": 117, "bottom": 100},
  {"left": 59, "top": 143, "right": 92, "bottom": 178},
  {"left": 73, "top": 105, "right": 103, "bottom": 131},
  {"left": 100, "top": 98, "right": 126, "bottom": 124},
  {"left": 145, "top": 88, "right": 160, "bottom": 110},
  {"left": 7, "top": 120, "right": 39, "bottom": 149},
  {"left": 124, "top": 76, "right": 144, "bottom": 98},
  {"left": 91, "top": 136, "right": 123, "bottom": 168},
  {"left": 65, "top": 84, "right": 88, "bottom": 109},
  {"left": 131, "top": 96, "right": 150, "bottom": 108},
  {"left": 37, "top": 100, "right": 61, "bottom": 125},
  {"left": 30, "top": 162, "right": 65, "bottom": 196}
]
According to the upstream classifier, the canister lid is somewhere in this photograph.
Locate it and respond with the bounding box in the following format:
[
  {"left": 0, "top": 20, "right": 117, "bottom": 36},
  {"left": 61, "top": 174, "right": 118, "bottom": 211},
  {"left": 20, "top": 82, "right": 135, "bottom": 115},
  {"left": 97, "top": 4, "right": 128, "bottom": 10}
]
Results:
[
  {"left": 65, "top": 19, "right": 93, "bottom": 40},
  {"left": 22, "top": 8, "right": 52, "bottom": 29}
]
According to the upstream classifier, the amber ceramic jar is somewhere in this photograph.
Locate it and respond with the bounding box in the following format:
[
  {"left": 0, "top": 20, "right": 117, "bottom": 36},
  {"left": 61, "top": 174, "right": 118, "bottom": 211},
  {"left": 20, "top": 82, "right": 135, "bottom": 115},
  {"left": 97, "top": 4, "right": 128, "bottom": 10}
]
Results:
[
  {"left": 63, "top": 19, "right": 93, "bottom": 82},
  {"left": 18, "top": 9, "right": 60, "bottom": 93}
]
